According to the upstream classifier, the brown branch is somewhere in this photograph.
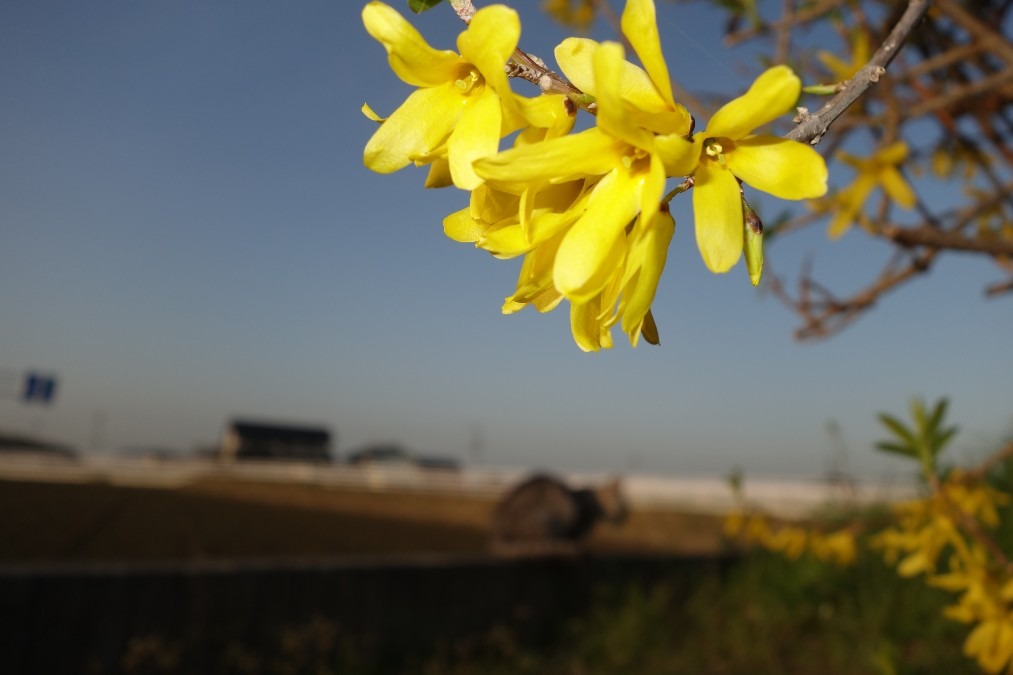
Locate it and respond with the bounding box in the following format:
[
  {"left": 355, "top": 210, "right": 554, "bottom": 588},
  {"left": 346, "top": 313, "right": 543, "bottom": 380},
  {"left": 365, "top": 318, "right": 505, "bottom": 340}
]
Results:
[
  {"left": 933, "top": 0, "right": 1013, "bottom": 64},
  {"left": 900, "top": 41, "right": 986, "bottom": 80},
  {"left": 985, "top": 278, "right": 1013, "bottom": 297},
  {"left": 788, "top": 0, "right": 932, "bottom": 145},
  {"left": 724, "top": 0, "right": 846, "bottom": 46},
  {"left": 506, "top": 48, "right": 589, "bottom": 102},
  {"left": 770, "top": 248, "right": 938, "bottom": 340},
  {"left": 774, "top": 0, "right": 796, "bottom": 67},
  {"left": 884, "top": 225, "right": 1013, "bottom": 257},
  {"left": 905, "top": 69, "right": 1013, "bottom": 119},
  {"left": 449, "top": 0, "right": 476, "bottom": 23}
]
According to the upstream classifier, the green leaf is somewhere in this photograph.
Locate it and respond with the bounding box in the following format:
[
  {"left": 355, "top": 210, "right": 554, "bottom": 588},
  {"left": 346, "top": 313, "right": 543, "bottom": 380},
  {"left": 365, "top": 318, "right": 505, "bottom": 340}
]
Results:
[
  {"left": 877, "top": 413, "right": 916, "bottom": 449},
  {"left": 932, "top": 426, "right": 959, "bottom": 456},
  {"left": 408, "top": 0, "right": 444, "bottom": 13},
  {"left": 926, "top": 398, "right": 949, "bottom": 436},
  {"left": 876, "top": 441, "right": 917, "bottom": 458},
  {"left": 910, "top": 398, "right": 927, "bottom": 433}
]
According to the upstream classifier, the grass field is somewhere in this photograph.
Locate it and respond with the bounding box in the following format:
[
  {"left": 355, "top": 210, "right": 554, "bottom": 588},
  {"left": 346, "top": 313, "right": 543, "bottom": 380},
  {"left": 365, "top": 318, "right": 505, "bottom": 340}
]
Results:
[{"left": 0, "top": 477, "right": 726, "bottom": 562}]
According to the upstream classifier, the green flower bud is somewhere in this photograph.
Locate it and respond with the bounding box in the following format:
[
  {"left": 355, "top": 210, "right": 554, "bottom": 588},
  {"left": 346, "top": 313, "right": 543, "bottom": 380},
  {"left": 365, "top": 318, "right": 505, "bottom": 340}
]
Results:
[{"left": 743, "top": 199, "right": 763, "bottom": 286}]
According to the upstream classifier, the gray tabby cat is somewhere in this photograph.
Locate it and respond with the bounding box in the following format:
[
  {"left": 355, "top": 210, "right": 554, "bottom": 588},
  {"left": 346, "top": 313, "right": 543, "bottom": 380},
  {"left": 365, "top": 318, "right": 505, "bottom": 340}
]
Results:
[{"left": 490, "top": 473, "right": 627, "bottom": 555}]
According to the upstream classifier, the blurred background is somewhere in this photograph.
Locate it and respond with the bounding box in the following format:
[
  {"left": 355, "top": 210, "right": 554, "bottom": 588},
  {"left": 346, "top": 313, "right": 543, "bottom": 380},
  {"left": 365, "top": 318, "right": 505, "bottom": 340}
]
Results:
[{"left": 1, "top": 0, "right": 1010, "bottom": 673}]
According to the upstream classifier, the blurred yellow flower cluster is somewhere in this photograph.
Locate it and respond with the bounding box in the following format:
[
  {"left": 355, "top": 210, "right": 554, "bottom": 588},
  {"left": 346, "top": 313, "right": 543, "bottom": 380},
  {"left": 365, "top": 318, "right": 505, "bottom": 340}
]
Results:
[
  {"left": 362, "top": 0, "right": 827, "bottom": 350},
  {"left": 724, "top": 510, "right": 857, "bottom": 566},
  {"left": 872, "top": 474, "right": 1013, "bottom": 673}
]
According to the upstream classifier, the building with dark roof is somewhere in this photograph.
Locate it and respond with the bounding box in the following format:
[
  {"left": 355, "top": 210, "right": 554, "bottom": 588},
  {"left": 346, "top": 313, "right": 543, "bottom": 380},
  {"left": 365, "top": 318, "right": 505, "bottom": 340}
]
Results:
[{"left": 220, "top": 419, "right": 333, "bottom": 463}]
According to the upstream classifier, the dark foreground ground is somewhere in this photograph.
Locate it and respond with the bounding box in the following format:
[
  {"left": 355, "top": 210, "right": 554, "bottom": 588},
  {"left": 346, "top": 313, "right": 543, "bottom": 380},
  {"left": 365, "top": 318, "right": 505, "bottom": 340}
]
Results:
[
  {"left": 0, "top": 477, "right": 738, "bottom": 675},
  {"left": 0, "top": 478, "right": 974, "bottom": 674}
]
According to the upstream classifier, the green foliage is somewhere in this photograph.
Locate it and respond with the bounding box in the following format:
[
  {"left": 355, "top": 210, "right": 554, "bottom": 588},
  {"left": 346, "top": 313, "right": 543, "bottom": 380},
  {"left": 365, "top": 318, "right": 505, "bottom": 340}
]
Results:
[
  {"left": 404, "top": 552, "right": 971, "bottom": 675},
  {"left": 876, "top": 397, "right": 958, "bottom": 477},
  {"left": 407, "top": 0, "right": 444, "bottom": 13}
]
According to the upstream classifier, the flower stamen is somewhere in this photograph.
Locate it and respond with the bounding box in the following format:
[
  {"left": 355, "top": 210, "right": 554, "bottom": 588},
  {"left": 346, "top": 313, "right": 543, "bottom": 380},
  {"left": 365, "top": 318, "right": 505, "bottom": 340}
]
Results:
[
  {"left": 704, "top": 137, "right": 730, "bottom": 167},
  {"left": 455, "top": 69, "right": 481, "bottom": 93}
]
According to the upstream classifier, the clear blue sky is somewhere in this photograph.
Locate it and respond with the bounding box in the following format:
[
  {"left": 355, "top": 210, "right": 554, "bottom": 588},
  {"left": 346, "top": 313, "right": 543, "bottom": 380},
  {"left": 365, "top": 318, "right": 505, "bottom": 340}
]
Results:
[{"left": 1, "top": 0, "right": 1010, "bottom": 479}]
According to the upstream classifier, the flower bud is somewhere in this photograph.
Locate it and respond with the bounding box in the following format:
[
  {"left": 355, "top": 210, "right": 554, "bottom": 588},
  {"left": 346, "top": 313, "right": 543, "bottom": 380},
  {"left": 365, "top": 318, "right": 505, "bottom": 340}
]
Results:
[{"left": 743, "top": 199, "right": 763, "bottom": 286}]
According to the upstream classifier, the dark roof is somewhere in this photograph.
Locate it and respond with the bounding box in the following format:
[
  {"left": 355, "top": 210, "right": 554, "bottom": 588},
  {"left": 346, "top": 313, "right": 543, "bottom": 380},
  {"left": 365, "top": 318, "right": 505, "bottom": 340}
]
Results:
[{"left": 228, "top": 420, "right": 331, "bottom": 444}]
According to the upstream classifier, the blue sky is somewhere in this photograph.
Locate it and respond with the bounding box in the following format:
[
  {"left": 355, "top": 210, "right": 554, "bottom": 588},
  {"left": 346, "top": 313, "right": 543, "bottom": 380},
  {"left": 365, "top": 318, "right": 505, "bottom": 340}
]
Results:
[{"left": 1, "top": 0, "right": 1010, "bottom": 479}]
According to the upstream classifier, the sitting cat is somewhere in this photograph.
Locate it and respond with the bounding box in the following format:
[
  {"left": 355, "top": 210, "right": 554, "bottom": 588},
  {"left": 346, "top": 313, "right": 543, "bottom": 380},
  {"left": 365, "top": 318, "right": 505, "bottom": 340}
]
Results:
[{"left": 489, "top": 473, "right": 627, "bottom": 555}]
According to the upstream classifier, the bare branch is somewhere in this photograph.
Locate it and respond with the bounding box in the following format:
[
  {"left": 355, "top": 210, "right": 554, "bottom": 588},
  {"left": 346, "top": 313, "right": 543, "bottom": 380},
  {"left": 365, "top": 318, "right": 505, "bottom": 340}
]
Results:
[
  {"left": 788, "top": 0, "right": 932, "bottom": 145},
  {"left": 884, "top": 225, "right": 1013, "bottom": 257},
  {"left": 724, "top": 0, "right": 846, "bottom": 46},
  {"left": 985, "top": 278, "right": 1013, "bottom": 297},
  {"left": 449, "top": 0, "right": 477, "bottom": 23}
]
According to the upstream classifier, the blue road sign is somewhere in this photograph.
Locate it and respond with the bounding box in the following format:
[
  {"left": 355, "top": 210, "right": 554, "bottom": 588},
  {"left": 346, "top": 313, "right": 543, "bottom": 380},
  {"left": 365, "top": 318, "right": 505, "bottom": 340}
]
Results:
[{"left": 23, "top": 372, "right": 58, "bottom": 404}]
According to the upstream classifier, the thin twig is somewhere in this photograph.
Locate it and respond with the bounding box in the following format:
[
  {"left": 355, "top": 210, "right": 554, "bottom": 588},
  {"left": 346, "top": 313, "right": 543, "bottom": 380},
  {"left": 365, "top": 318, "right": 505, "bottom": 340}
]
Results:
[
  {"left": 884, "top": 225, "right": 1013, "bottom": 257},
  {"left": 788, "top": 0, "right": 932, "bottom": 145}
]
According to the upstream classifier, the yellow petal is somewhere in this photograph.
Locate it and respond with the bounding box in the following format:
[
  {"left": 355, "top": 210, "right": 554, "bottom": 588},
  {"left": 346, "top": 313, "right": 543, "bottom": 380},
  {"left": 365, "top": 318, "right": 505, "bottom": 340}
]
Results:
[
  {"left": 705, "top": 65, "right": 801, "bottom": 140},
  {"left": 725, "top": 135, "right": 828, "bottom": 199},
  {"left": 479, "top": 222, "right": 532, "bottom": 258},
  {"left": 527, "top": 202, "right": 587, "bottom": 246},
  {"left": 570, "top": 296, "right": 606, "bottom": 352},
  {"left": 594, "top": 42, "right": 654, "bottom": 149},
  {"left": 554, "top": 170, "right": 638, "bottom": 301},
  {"left": 447, "top": 86, "right": 502, "bottom": 190},
  {"left": 474, "top": 128, "right": 622, "bottom": 187},
  {"left": 425, "top": 158, "right": 453, "bottom": 188},
  {"left": 692, "top": 161, "right": 743, "bottom": 273},
  {"left": 507, "top": 235, "right": 564, "bottom": 307},
  {"left": 363, "top": 83, "right": 463, "bottom": 173},
  {"left": 879, "top": 166, "right": 916, "bottom": 208},
  {"left": 362, "top": 2, "right": 463, "bottom": 88},
  {"left": 654, "top": 133, "right": 700, "bottom": 177},
  {"left": 965, "top": 621, "right": 1013, "bottom": 673},
  {"left": 637, "top": 153, "right": 667, "bottom": 229},
  {"left": 877, "top": 140, "right": 909, "bottom": 165},
  {"left": 620, "top": 206, "right": 674, "bottom": 345},
  {"left": 555, "top": 37, "right": 670, "bottom": 113},
  {"left": 457, "top": 5, "right": 520, "bottom": 109},
  {"left": 625, "top": 106, "right": 693, "bottom": 136},
  {"left": 361, "top": 102, "right": 385, "bottom": 122},
  {"left": 621, "top": 0, "right": 674, "bottom": 105},
  {"left": 827, "top": 175, "right": 876, "bottom": 239},
  {"left": 531, "top": 179, "right": 588, "bottom": 212},
  {"left": 817, "top": 50, "right": 852, "bottom": 81},
  {"left": 443, "top": 207, "right": 486, "bottom": 243},
  {"left": 837, "top": 150, "right": 866, "bottom": 171},
  {"left": 554, "top": 37, "right": 600, "bottom": 95},
  {"left": 470, "top": 183, "right": 519, "bottom": 222},
  {"left": 513, "top": 94, "right": 576, "bottom": 139}
]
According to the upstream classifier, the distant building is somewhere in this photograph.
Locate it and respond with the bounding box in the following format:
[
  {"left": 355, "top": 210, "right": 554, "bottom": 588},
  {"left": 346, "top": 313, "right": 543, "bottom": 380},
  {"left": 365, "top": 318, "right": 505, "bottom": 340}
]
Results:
[
  {"left": 346, "top": 443, "right": 460, "bottom": 472},
  {"left": 346, "top": 443, "right": 414, "bottom": 467},
  {"left": 0, "top": 432, "right": 76, "bottom": 460},
  {"left": 220, "top": 420, "right": 333, "bottom": 463}
]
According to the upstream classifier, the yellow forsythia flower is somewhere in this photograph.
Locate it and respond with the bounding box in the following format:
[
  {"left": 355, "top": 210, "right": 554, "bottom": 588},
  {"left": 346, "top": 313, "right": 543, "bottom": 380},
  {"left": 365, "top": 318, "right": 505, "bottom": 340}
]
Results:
[
  {"left": 964, "top": 617, "right": 1013, "bottom": 673},
  {"left": 361, "top": 2, "right": 522, "bottom": 190},
  {"left": 828, "top": 141, "right": 916, "bottom": 239},
  {"left": 688, "top": 66, "right": 828, "bottom": 272},
  {"left": 472, "top": 0, "right": 698, "bottom": 350}
]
